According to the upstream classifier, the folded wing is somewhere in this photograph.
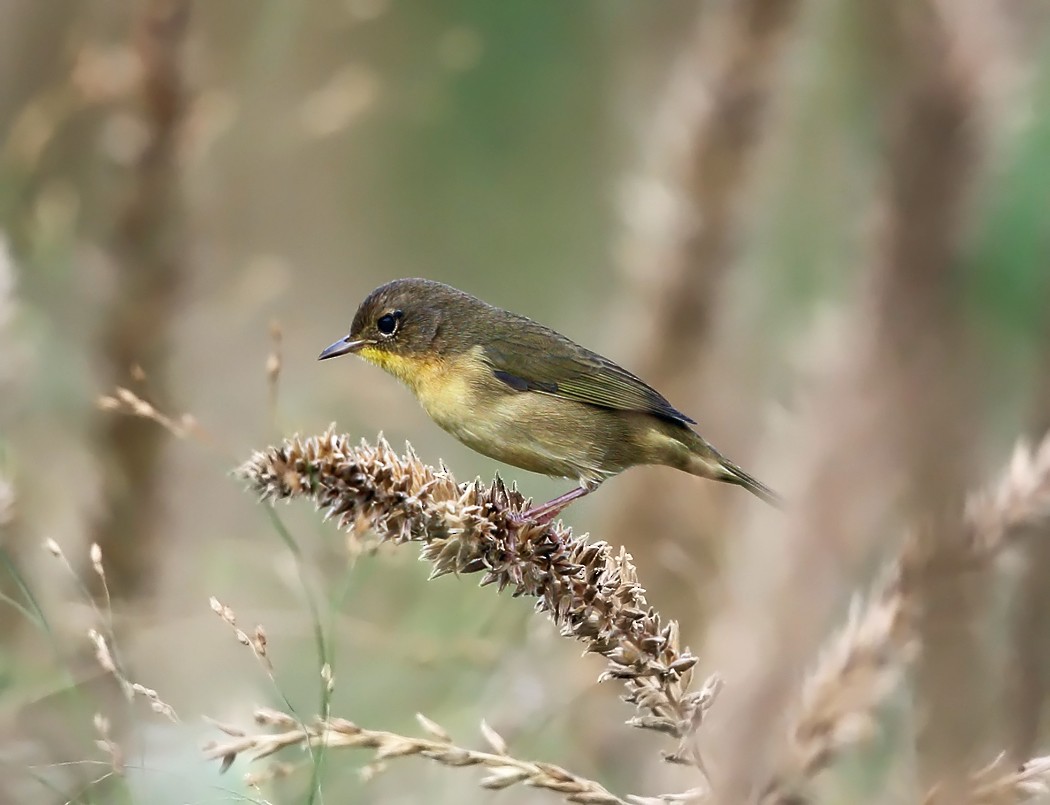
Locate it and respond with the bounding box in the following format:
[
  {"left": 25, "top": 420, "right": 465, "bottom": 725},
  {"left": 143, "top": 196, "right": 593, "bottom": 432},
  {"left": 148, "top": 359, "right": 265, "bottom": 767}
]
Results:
[{"left": 482, "top": 320, "right": 695, "bottom": 426}]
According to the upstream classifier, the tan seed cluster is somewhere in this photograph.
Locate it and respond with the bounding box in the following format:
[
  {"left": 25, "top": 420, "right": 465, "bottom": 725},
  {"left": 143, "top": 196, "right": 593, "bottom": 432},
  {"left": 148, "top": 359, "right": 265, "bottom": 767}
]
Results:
[
  {"left": 97, "top": 386, "right": 197, "bottom": 439},
  {"left": 765, "top": 432, "right": 1050, "bottom": 803},
  {"left": 205, "top": 709, "right": 627, "bottom": 804},
  {"left": 238, "top": 431, "right": 708, "bottom": 741}
]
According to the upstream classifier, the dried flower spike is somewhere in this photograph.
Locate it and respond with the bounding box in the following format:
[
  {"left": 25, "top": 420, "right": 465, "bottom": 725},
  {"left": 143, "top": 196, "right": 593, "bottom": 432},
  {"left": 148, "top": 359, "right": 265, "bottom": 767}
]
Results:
[
  {"left": 238, "top": 432, "right": 708, "bottom": 743},
  {"left": 204, "top": 711, "right": 628, "bottom": 804},
  {"left": 765, "top": 432, "right": 1050, "bottom": 803}
]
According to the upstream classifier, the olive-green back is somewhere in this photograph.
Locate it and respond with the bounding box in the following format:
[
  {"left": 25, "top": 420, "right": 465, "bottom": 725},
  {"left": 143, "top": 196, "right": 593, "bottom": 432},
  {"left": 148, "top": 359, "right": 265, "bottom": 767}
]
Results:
[{"left": 477, "top": 312, "right": 695, "bottom": 427}]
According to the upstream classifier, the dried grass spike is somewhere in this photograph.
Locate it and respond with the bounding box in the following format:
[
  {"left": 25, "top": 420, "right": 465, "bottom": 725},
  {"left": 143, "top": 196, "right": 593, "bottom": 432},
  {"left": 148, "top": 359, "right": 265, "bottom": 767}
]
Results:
[{"left": 237, "top": 433, "right": 711, "bottom": 744}]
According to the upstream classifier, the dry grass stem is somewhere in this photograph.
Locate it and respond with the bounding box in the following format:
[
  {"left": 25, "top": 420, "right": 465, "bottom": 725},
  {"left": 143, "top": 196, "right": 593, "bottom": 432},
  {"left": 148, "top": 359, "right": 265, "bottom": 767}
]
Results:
[
  {"left": 206, "top": 592, "right": 327, "bottom": 772},
  {"left": 763, "top": 432, "right": 1050, "bottom": 802},
  {"left": 627, "top": 789, "right": 706, "bottom": 805},
  {"left": 204, "top": 709, "right": 630, "bottom": 804},
  {"left": 925, "top": 753, "right": 1050, "bottom": 804},
  {"left": 97, "top": 386, "right": 198, "bottom": 440},
  {"left": 866, "top": 0, "right": 986, "bottom": 793},
  {"left": 962, "top": 437, "right": 1050, "bottom": 560},
  {"left": 90, "top": 542, "right": 114, "bottom": 635},
  {"left": 238, "top": 432, "right": 712, "bottom": 752},
  {"left": 46, "top": 539, "right": 179, "bottom": 722},
  {"left": 0, "top": 473, "right": 15, "bottom": 527},
  {"left": 87, "top": 617, "right": 178, "bottom": 723},
  {"left": 1007, "top": 352, "right": 1050, "bottom": 760},
  {"left": 773, "top": 568, "right": 913, "bottom": 794},
  {"left": 209, "top": 595, "right": 273, "bottom": 672},
  {"left": 93, "top": 713, "right": 124, "bottom": 776}
]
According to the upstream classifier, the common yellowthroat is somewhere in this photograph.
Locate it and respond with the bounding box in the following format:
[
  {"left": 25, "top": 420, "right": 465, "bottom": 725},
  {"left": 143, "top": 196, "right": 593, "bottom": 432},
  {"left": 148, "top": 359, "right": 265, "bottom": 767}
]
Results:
[{"left": 319, "top": 278, "right": 779, "bottom": 521}]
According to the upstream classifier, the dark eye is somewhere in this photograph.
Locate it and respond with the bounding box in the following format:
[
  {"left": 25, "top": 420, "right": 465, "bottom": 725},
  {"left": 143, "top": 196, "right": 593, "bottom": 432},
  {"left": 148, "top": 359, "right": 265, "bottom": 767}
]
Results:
[{"left": 376, "top": 310, "right": 402, "bottom": 337}]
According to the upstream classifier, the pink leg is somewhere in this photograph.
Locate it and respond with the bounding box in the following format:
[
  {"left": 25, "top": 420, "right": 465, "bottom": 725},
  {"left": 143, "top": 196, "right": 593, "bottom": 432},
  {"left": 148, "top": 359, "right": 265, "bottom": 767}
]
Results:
[{"left": 513, "top": 481, "right": 601, "bottom": 526}]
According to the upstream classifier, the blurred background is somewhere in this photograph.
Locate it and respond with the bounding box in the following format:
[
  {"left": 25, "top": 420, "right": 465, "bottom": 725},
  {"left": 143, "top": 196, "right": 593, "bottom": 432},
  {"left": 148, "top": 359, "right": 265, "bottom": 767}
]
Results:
[{"left": 2, "top": 1, "right": 1050, "bottom": 803}]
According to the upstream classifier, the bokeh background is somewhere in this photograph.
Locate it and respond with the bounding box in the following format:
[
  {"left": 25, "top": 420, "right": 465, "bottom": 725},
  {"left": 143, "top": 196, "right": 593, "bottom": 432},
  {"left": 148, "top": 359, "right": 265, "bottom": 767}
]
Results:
[{"left": 2, "top": 1, "right": 1050, "bottom": 803}]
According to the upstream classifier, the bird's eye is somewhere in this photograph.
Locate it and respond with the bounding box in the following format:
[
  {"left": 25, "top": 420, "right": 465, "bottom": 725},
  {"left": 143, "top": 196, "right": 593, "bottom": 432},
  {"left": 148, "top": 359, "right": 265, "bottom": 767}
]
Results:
[{"left": 376, "top": 310, "right": 402, "bottom": 337}]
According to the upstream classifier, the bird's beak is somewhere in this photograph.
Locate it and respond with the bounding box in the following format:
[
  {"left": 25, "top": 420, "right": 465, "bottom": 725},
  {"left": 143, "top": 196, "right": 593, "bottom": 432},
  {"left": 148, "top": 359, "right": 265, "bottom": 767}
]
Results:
[{"left": 318, "top": 336, "right": 370, "bottom": 361}]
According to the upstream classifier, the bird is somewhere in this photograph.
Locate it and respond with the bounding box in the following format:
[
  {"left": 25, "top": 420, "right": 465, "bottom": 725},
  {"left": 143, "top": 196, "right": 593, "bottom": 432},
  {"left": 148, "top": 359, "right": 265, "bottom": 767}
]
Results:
[{"left": 319, "top": 278, "right": 779, "bottom": 522}]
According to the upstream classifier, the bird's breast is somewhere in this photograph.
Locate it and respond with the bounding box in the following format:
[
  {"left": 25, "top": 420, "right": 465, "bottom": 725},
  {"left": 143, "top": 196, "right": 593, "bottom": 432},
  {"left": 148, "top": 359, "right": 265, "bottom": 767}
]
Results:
[
  {"left": 356, "top": 345, "right": 485, "bottom": 430},
  {"left": 414, "top": 357, "right": 481, "bottom": 431},
  {"left": 361, "top": 344, "right": 647, "bottom": 483}
]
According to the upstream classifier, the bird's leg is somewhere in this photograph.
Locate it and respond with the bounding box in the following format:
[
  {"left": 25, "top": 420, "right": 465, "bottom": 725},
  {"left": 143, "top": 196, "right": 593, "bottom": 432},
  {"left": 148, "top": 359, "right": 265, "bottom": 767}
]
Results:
[{"left": 513, "top": 479, "right": 601, "bottom": 526}]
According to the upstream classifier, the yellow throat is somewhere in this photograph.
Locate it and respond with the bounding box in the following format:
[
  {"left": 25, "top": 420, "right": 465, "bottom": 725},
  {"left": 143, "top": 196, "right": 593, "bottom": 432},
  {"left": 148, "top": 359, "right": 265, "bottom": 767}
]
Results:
[{"left": 356, "top": 345, "right": 438, "bottom": 391}]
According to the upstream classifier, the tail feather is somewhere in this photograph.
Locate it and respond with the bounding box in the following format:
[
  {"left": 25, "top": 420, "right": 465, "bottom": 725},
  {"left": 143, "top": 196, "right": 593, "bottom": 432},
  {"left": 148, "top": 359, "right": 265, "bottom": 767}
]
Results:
[
  {"left": 674, "top": 427, "right": 783, "bottom": 507},
  {"left": 719, "top": 459, "right": 782, "bottom": 508}
]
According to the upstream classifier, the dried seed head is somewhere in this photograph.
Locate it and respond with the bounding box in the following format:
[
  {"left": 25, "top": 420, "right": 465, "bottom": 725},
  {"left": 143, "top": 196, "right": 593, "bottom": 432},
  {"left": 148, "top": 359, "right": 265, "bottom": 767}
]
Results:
[
  {"left": 209, "top": 596, "right": 237, "bottom": 626},
  {"left": 765, "top": 433, "right": 1050, "bottom": 804},
  {"left": 480, "top": 720, "right": 508, "bottom": 755},
  {"left": 88, "top": 629, "right": 118, "bottom": 675},
  {"left": 238, "top": 432, "right": 708, "bottom": 739},
  {"left": 965, "top": 437, "right": 1050, "bottom": 556},
  {"left": 99, "top": 385, "right": 194, "bottom": 439},
  {"left": 416, "top": 713, "right": 452, "bottom": 743},
  {"left": 253, "top": 626, "right": 268, "bottom": 658}
]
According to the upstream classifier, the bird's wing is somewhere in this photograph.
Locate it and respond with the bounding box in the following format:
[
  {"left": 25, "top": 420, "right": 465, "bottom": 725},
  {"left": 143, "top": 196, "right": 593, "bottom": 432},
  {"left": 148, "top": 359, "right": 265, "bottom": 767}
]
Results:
[{"left": 480, "top": 321, "right": 696, "bottom": 426}]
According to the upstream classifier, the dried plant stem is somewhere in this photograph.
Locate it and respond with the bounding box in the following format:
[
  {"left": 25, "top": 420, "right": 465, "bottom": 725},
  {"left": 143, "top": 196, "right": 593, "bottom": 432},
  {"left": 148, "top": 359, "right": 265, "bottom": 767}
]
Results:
[
  {"left": 206, "top": 708, "right": 630, "bottom": 805},
  {"left": 762, "top": 433, "right": 1050, "bottom": 803},
  {"left": 238, "top": 432, "right": 717, "bottom": 755},
  {"left": 44, "top": 539, "right": 179, "bottom": 722},
  {"left": 925, "top": 752, "right": 1050, "bottom": 804},
  {"left": 91, "top": 0, "right": 191, "bottom": 598},
  {"left": 97, "top": 386, "right": 198, "bottom": 441},
  {"left": 861, "top": 0, "right": 987, "bottom": 796},
  {"left": 769, "top": 567, "right": 912, "bottom": 797},
  {"left": 699, "top": 3, "right": 963, "bottom": 794},
  {"left": 1006, "top": 325, "right": 1050, "bottom": 761}
]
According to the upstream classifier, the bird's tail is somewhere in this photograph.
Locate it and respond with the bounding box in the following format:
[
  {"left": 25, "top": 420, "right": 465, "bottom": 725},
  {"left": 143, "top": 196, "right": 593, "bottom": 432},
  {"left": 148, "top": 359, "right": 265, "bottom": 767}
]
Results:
[
  {"left": 717, "top": 458, "right": 782, "bottom": 508},
  {"left": 680, "top": 429, "right": 782, "bottom": 507}
]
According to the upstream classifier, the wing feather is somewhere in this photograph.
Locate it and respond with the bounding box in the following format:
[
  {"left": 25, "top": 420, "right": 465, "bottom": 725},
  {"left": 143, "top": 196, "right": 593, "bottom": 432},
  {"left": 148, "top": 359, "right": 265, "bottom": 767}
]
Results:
[{"left": 482, "top": 320, "right": 695, "bottom": 426}]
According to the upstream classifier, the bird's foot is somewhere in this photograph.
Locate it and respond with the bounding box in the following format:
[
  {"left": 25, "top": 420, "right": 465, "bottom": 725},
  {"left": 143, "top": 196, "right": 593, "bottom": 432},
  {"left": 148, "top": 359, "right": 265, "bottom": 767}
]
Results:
[
  {"left": 506, "top": 482, "right": 599, "bottom": 530},
  {"left": 507, "top": 507, "right": 561, "bottom": 529}
]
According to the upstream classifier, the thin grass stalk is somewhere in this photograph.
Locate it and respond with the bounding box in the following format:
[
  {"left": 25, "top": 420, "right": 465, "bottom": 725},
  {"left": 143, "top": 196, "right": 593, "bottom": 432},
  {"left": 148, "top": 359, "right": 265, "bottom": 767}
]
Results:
[
  {"left": 1006, "top": 284, "right": 1050, "bottom": 761},
  {"left": 761, "top": 432, "right": 1050, "bottom": 803},
  {"left": 857, "top": 0, "right": 989, "bottom": 797},
  {"left": 925, "top": 752, "right": 1050, "bottom": 805},
  {"left": 206, "top": 709, "right": 631, "bottom": 805}
]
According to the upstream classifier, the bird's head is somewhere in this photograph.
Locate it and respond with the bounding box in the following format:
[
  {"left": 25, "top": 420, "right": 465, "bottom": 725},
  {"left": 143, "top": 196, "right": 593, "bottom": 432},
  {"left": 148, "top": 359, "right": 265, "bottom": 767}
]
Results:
[{"left": 318, "top": 278, "right": 477, "bottom": 383}]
